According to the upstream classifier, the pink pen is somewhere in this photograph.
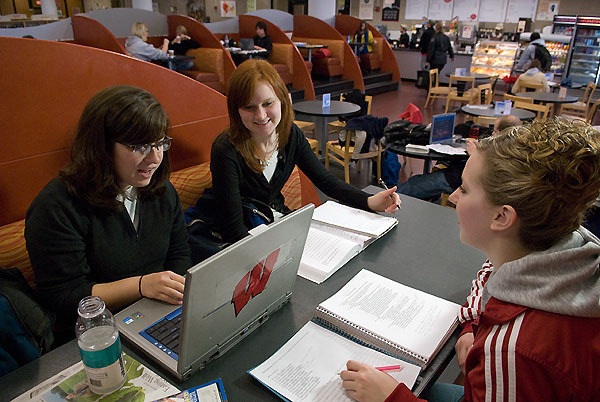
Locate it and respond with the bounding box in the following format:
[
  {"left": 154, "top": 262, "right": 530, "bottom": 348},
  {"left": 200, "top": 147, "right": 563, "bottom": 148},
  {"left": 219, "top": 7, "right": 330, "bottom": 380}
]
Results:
[{"left": 375, "top": 364, "right": 403, "bottom": 372}]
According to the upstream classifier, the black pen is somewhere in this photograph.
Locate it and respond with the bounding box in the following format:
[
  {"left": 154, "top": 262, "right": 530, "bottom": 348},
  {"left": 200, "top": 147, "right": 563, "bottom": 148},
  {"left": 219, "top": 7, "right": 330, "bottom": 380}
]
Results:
[{"left": 379, "top": 179, "right": 401, "bottom": 209}]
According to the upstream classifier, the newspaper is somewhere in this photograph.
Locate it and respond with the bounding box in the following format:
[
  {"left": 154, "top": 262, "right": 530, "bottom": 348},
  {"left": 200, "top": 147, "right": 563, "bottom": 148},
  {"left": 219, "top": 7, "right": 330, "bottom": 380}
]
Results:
[{"left": 12, "top": 353, "right": 179, "bottom": 402}]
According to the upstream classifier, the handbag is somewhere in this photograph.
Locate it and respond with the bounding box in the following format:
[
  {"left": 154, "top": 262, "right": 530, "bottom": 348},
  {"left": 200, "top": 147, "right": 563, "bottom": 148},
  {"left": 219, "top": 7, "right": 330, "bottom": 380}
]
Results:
[{"left": 185, "top": 191, "right": 274, "bottom": 263}]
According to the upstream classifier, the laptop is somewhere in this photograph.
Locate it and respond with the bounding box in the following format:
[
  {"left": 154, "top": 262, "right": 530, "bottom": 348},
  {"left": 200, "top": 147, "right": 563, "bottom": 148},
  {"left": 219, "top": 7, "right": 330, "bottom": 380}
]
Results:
[
  {"left": 240, "top": 38, "right": 255, "bottom": 51},
  {"left": 429, "top": 113, "right": 456, "bottom": 145},
  {"left": 115, "top": 204, "right": 314, "bottom": 381}
]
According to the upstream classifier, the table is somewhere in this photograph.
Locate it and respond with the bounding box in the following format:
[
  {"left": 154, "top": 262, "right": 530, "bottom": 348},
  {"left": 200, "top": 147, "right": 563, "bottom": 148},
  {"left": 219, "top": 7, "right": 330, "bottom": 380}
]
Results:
[
  {"left": 295, "top": 43, "right": 326, "bottom": 62},
  {"left": 166, "top": 55, "right": 195, "bottom": 71},
  {"left": 226, "top": 48, "right": 268, "bottom": 65},
  {"left": 0, "top": 195, "right": 484, "bottom": 401},
  {"left": 461, "top": 104, "right": 536, "bottom": 121},
  {"left": 548, "top": 81, "right": 583, "bottom": 92},
  {"left": 515, "top": 91, "right": 579, "bottom": 116},
  {"left": 446, "top": 73, "right": 491, "bottom": 95},
  {"left": 293, "top": 100, "right": 361, "bottom": 156},
  {"left": 387, "top": 143, "right": 469, "bottom": 173}
]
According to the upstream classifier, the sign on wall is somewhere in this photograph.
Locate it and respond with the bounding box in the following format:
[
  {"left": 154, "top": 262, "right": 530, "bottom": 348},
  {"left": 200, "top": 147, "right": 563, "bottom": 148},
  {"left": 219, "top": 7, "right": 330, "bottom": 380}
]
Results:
[
  {"left": 359, "top": 0, "right": 374, "bottom": 20},
  {"left": 382, "top": 7, "right": 400, "bottom": 21},
  {"left": 220, "top": 1, "right": 236, "bottom": 17}
]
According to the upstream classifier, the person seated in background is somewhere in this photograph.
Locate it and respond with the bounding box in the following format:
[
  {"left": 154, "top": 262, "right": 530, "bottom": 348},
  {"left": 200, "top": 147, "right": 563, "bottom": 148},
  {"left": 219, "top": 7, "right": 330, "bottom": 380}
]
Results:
[
  {"left": 514, "top": 31, "right": 545, "bottom": 71},
  {"left": 25, "top": 85, "right": 191, "bottom": 343},
  {"left": 511, "top": 59, "right": 550, "bottom": 93},
  {"left": 253, "top": 21, "right": 272, "bottom": 59},
  {"left": 206, "top": 59, "right": 400, "bottom": 243},
  {"left": 341, "top": 118, "right": 600, "bottom": 402},
  {"left": 169, "top": 25, "right": 200, "bottom": 56},
  {"left": 126, "top": 22, "right": 193, "bottom": 72},
  {"left": 396, "top": 115, "right": 521, "bottom": 201},
  {"left": 398, "top": 26, "right": 410, "bottom": 48},
  {"left": 354, "top": 20, "right": 374, "bottom": 55}
]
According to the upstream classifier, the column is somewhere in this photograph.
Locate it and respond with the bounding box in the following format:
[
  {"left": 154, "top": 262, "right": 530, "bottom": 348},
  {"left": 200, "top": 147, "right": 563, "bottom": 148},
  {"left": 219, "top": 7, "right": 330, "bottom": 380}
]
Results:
[
  {"left": 40, "top": 0, "right": 58, "bottom": 16},
  {"left": 132, "top": 0, "right": 153, "bottom": 12}
]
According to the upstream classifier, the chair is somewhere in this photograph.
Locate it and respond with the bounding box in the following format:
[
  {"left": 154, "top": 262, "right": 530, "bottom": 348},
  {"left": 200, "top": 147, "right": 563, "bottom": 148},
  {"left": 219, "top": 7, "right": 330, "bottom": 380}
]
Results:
[
  {"left": 503, "top": 93, "right": 534, "bottom": 104},
  {"left": 516, "top": 82, "right": 546, "bottom": 92},
  {"left": 587, "top": 100, "right": 600, "bottom": 124},
  {"left": 294, "top": 120, "right": 316, "bottom": 136},
  {"left": 559, "top": 82, "right": 597, "bottom": 118},
  {"left": 325, "top": 129, "right": 383, "bottom": 184},
  {"left": 327, "top": 94, "right": 373, "bottom": 138},
  {"left": 473, "top": 83, "right": 494, "bottom": 105},
  {"left": 474, "top": 116, "right": 497, "bottom": 127},
  {"left": 445, "top": 75, "right": 477, "bottom": 113},
  {"left": 307, "top": 138, "right": 319, "bottom": 155},
  {"left": 424, "top": 68, "right": 452, "bottom": 108},
  {"left": 514, "top": 101, "right": 551, "bottom": 121}
]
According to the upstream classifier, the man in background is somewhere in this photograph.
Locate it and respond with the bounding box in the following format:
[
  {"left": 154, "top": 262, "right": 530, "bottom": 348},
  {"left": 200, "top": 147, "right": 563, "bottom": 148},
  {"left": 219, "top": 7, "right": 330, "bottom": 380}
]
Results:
[{"left": 515, "top": 32, "right": 545, "bottom": 71}]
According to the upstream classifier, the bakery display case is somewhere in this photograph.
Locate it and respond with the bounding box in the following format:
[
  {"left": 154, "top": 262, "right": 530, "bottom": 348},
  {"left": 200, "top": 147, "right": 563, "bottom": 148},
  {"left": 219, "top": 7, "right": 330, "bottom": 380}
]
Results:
[{"left": 470, "top": 41, "right": 518, "bottom": 78}]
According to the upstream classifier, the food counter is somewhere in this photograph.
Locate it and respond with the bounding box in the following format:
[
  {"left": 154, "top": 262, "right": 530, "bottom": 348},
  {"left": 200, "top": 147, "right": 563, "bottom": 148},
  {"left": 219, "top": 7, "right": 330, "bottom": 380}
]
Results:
[{"left": 393, "top": 48, "right": 473, "bottom": 84}]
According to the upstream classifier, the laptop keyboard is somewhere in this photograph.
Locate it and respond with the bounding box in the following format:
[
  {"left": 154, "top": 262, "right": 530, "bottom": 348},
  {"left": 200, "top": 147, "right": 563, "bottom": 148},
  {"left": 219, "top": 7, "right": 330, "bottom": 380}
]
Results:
[{"left": 140, "top": 310, "right": 182, "bottom": 359}]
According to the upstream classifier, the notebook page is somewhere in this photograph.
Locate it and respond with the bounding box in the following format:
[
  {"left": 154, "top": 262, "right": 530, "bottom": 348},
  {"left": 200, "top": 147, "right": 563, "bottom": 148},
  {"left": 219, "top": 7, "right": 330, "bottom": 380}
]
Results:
[{"left": 312, "top": 201, "right": 397, "bottom": 237}]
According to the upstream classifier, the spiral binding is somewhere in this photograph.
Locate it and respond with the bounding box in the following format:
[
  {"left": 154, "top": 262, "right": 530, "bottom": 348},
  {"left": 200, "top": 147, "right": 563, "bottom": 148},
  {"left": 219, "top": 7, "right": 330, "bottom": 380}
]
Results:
[{"left": 313, "top": 306, "right": 428, "bottom": 366}]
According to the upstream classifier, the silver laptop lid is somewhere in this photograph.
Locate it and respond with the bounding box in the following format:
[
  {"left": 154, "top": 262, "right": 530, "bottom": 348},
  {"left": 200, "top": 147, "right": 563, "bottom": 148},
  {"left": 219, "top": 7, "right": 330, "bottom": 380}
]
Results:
[
  {"left": 176, "top": 204, "right": 314, "bottom": 378},
  {"left": 240, "top": 38, "right": 254, "bottom": 50}
]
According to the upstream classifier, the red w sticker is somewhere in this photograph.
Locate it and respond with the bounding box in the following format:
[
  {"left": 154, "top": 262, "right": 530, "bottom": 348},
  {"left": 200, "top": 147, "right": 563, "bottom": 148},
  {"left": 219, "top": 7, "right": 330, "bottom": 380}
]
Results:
[{"left": 232, "top": 248, "right": 280, "bottom": 316}]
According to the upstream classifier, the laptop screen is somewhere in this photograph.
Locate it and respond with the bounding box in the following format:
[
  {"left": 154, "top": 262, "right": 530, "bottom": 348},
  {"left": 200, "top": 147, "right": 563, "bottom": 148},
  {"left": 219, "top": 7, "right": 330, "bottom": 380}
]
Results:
[
  {"left": 429, "top": 113, "right": 456, "bottom": 145},
  {"left": 240, "top": 38, "right": 254, "bottom": 50}
]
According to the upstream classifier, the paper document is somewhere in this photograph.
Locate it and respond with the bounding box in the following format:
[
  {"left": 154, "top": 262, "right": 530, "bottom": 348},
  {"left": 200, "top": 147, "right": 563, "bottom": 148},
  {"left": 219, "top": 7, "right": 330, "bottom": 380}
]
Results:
[
  {"left": 248, "top": 321, "right": 420, "bottom": 402},
  {"left": 298, "top": 202, "right": 397, "bottom": 284},
  {"left": 427, "top": 144, "right": 466, "bottom": 155}
]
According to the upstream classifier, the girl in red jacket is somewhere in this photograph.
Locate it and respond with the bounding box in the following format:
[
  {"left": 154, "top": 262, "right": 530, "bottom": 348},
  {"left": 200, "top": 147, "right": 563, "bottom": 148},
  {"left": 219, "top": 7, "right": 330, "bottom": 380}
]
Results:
[{"left": 340, "top": 119, "right": 600, "bottom": 402}]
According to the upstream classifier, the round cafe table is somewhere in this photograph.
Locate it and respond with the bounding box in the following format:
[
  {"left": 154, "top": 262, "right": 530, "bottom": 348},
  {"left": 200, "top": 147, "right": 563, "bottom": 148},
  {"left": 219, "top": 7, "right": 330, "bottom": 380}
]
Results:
[
  {"left": 461, "top": 104, "right": 536, "bottom": 121},
  {"left": 515, "top": 92, "right": 578, "bottom": 116},
  {"left": 293, "top": 100, "right": 361, "bottom": 156}
]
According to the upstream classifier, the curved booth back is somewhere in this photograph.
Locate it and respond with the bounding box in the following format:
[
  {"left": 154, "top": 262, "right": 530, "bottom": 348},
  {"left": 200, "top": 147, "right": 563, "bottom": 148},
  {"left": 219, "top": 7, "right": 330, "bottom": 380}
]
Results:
[
  {"left": 72, "top": 15, "right": 127, "bottom": 54},
  {"left": 335, "top": 14, "right": 400, "bottom": 82},
  {"left": 0, "top": 37, "right": 229, "bottom": 226}
]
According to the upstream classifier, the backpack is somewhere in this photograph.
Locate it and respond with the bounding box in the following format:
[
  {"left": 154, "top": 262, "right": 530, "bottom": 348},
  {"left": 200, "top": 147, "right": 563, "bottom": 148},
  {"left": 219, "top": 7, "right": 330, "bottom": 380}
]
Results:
[
  {"left": 532, "top": 43, "right": 552, "bottom": 72},
  {"left": 312, "top": 48, "right": 331, "bottom": 59},
  {"left": 0, "top": 267, "right": 55, "bottom": 376}
]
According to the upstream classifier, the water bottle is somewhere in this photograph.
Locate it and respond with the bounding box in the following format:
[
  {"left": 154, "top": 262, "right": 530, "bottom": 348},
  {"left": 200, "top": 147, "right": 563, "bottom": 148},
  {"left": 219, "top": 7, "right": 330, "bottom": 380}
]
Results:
[
  {"left": 224, "top": 34, "right": 229, "bottom": 48},
  {"left": 75, "top": 296, "right": 126, "bottom": 394}
]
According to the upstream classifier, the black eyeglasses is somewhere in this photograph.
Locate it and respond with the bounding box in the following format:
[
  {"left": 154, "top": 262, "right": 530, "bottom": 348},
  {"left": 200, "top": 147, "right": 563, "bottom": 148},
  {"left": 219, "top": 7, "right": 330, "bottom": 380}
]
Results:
[{"left": 120, "top": 136, "right": 172, "bottom": 156}]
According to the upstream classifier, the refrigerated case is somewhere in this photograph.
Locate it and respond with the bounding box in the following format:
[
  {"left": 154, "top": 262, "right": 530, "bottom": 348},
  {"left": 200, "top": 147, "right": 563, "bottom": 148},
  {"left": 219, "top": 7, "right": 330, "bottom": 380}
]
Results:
[
  {"left": 513, "top": 33, "right": 571, "bottom": 77},
  {"left": 566, "top": 16, "right": 600, "bottom": 85},
  {"left": 470, "top": 41, "right": 518, "bottom": 78},
  {"left": 552, "top": 15, "right": 576, "bottom": 36}
]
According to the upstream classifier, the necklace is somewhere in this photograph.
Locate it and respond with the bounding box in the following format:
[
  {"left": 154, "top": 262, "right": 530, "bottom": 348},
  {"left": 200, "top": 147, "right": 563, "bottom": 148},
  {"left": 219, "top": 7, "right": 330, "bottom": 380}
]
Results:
[
  {"left": 257, "top": 133, "right": 279, "bottom": 167},
  {"left": 259, "top": 150, "right": 278, "bottom": 167}
]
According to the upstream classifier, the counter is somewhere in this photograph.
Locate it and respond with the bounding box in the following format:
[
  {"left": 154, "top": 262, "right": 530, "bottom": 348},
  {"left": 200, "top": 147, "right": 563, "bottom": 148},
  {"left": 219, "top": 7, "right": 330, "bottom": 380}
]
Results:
[{"left": 394, "top": 48, "right": 473, "bottom": 84}]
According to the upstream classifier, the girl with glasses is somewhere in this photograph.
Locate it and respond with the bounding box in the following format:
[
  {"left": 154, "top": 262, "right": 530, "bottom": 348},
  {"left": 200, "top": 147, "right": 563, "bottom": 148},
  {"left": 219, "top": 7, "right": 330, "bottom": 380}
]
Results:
[{"left": 25, "top": 85, "right": 191, "bottom": 344}]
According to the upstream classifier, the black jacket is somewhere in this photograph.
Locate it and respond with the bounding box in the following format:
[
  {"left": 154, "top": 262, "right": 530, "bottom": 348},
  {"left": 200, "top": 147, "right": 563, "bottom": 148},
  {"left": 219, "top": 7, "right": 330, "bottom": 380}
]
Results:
[{"left": 427, "top": 32, "right": 454, "bottom": 65}]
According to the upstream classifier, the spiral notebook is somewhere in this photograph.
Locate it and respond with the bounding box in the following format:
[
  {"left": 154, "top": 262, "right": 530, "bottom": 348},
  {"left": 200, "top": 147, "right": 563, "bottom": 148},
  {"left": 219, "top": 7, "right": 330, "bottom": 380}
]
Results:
[{"left": 312, "top": 269, "right": 460, "bottom": 368}]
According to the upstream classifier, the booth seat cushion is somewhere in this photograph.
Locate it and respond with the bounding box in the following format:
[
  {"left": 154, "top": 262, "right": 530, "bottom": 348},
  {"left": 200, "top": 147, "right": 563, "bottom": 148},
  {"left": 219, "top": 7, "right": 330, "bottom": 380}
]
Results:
[
  {"left": 294, "top": 37, "right": 345, "bottom": 77},
  {"left": 360, "top": 53, "right": 381, "bottom": 71},
  {"left": 0, "top": 220, "right": 32, "bottom": 286},
  {"left": 312, "top": 57, "right": 343, "bottom": 77},
  {"left": 185, "top": 48, "right": 225, "bottom": 87},
  {"left": 269, "top": 43, "right": 294, "bottom": 85}
]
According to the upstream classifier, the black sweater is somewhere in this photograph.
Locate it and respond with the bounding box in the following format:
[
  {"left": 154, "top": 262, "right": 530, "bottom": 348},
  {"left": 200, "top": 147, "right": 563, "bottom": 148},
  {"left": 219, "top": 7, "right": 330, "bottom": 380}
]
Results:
[
  {"left": 209, "top": 125, "right": 370, "bottom": 242},
  {"left": 25, "top": 178, "right": 191, "bottom": 326}
]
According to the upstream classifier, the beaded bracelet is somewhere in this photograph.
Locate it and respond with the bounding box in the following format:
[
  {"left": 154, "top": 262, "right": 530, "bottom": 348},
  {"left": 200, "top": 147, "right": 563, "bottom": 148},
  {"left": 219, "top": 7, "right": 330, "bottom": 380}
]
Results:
[{"left": 138, "top": 274, "right": 144, "bottom": 298}]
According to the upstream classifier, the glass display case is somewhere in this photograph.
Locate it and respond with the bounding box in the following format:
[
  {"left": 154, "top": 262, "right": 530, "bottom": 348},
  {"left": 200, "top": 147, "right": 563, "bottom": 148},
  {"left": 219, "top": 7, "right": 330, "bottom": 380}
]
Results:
[
  {"left": 513, "top": 33, "right": 571, "bottom": 77},
  {"left": 566, "top": 16, "right": 600, "bottom": 85},
  {"left": 470, "top": 41, "right": 518, "bottom": 78}
]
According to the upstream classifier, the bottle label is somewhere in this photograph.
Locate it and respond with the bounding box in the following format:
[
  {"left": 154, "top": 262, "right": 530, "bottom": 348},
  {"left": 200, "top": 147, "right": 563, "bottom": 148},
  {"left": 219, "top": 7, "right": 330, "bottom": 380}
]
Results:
[
  {"left": 84, "top": 355, "right": 126, "bottom": 394},
  {"left": 80, "top": 336, "right": 122, "bottom": 368}
]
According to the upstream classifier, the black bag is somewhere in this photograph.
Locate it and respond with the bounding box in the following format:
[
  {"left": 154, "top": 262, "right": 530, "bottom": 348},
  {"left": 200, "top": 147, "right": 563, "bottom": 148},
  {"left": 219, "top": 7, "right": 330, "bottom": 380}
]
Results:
[
  {"left": 415, "top": 70, "right": 429, "bottom": 89},
  {"left": 384, "top": 120, "right": 429, "bottom": 145},
  {"left": 185, "top": 191, "right": 274, "bottom": 264},
  {"left": 0, "top": 267, "right": 55, "bottom": 375},
  {"left": 532, "top": 43, "right": 552, "bottom": 72}
]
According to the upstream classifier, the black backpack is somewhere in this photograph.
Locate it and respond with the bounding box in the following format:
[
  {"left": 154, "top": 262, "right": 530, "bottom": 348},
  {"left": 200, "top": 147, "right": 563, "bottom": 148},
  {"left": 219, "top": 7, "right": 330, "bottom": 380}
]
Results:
[{"left": 532, "top": 43, "right": 552, "bottom": 72}]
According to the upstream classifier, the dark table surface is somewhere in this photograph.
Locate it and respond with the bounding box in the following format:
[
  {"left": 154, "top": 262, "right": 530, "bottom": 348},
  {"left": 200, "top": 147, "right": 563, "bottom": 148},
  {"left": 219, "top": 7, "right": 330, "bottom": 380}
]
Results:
[
  {"left": 514, "top": 92, "right": 579, "bottom": 104},
  {"left": 461, "top": 104, "right": 536, "bottom": 120},
  {"left": 293, "top": 100, "right": 361, "bottom": 117},
  {"left": 1, "top": 195, "right": 485, "bottom": 401}
]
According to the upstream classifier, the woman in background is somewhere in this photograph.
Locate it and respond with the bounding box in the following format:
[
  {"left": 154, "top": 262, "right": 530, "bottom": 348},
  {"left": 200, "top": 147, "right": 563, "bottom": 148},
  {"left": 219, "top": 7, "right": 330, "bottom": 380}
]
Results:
[
  {"left": 340, "top": 119, "right": 600, "bottom": 401},
  {"left": 169, "top": 25, "right": 200, "bottom": 56},
  {"left": 253, "top": 20, "right": 273, "bottom": 59},
  {"left": 511, "top": 59, "right": 549, "bottom": 94},
  {"left": 354, "top": 20, "right": 374, "bottom": 55},
  {"left": 26, "top": 85, "right": 191, "bottom": 341},
  {"left": 208, "top": 59, "right": 400, "bottom": 243},
  {"left": 126, "top": 22, "right": 193, "bottom": 71}
]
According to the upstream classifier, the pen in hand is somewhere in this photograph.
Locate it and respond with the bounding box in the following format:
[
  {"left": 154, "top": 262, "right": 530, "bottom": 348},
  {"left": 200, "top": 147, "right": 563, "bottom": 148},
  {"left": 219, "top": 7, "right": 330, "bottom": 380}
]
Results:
[
  {"left": 379, "top": 179, "right": 401, "bottom": 210},
  {"left": 375, "top": 364, "right": 403, "bottom": 372}
]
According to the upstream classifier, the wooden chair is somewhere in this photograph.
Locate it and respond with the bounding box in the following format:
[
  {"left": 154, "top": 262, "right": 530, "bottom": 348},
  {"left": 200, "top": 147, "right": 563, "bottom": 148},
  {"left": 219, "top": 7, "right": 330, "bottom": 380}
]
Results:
[
  {"left": 503, "top": 93, "right": 534, "bottom": 104},
  {"left": 587, "top": 100, "right": 600, "bottom": 124},
  {"left": 474, "top": 116, "right": 497, "bottom": 127},
  {"left": 306, "top": 138, "right": 319, "bottom": 155},
  {"left": 424, "top": 68, "right": 452, "bottom": 108},
  {"left": 514, "top": 101, "right": 551, "bottom": 121},
  {"left": 294, "top": 120, "right": 316, "bottom": 137},
  {"left": 327, "top": 94, "right": 373, "bottom": 137},
  {"left": 325, "top": 129, "right": 383, "bottom": 184},
  {"left": 516, "top": 82, "right": 546, "bottom": 92},
  {"left": 473, "top": 83, "right": 494, "bottom": 105},
  {"left": 559, "top": 82, "right": 597, "bottom": 118},
  {"left": 445, "top": 75, "right": 477, "bottom": 113}
]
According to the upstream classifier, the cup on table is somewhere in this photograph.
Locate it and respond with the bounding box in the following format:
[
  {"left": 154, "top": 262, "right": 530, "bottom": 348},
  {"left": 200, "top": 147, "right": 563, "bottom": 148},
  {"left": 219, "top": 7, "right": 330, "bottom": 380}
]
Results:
[{"left": 168, "top": 50, "right": 175, "bottom": 57}]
